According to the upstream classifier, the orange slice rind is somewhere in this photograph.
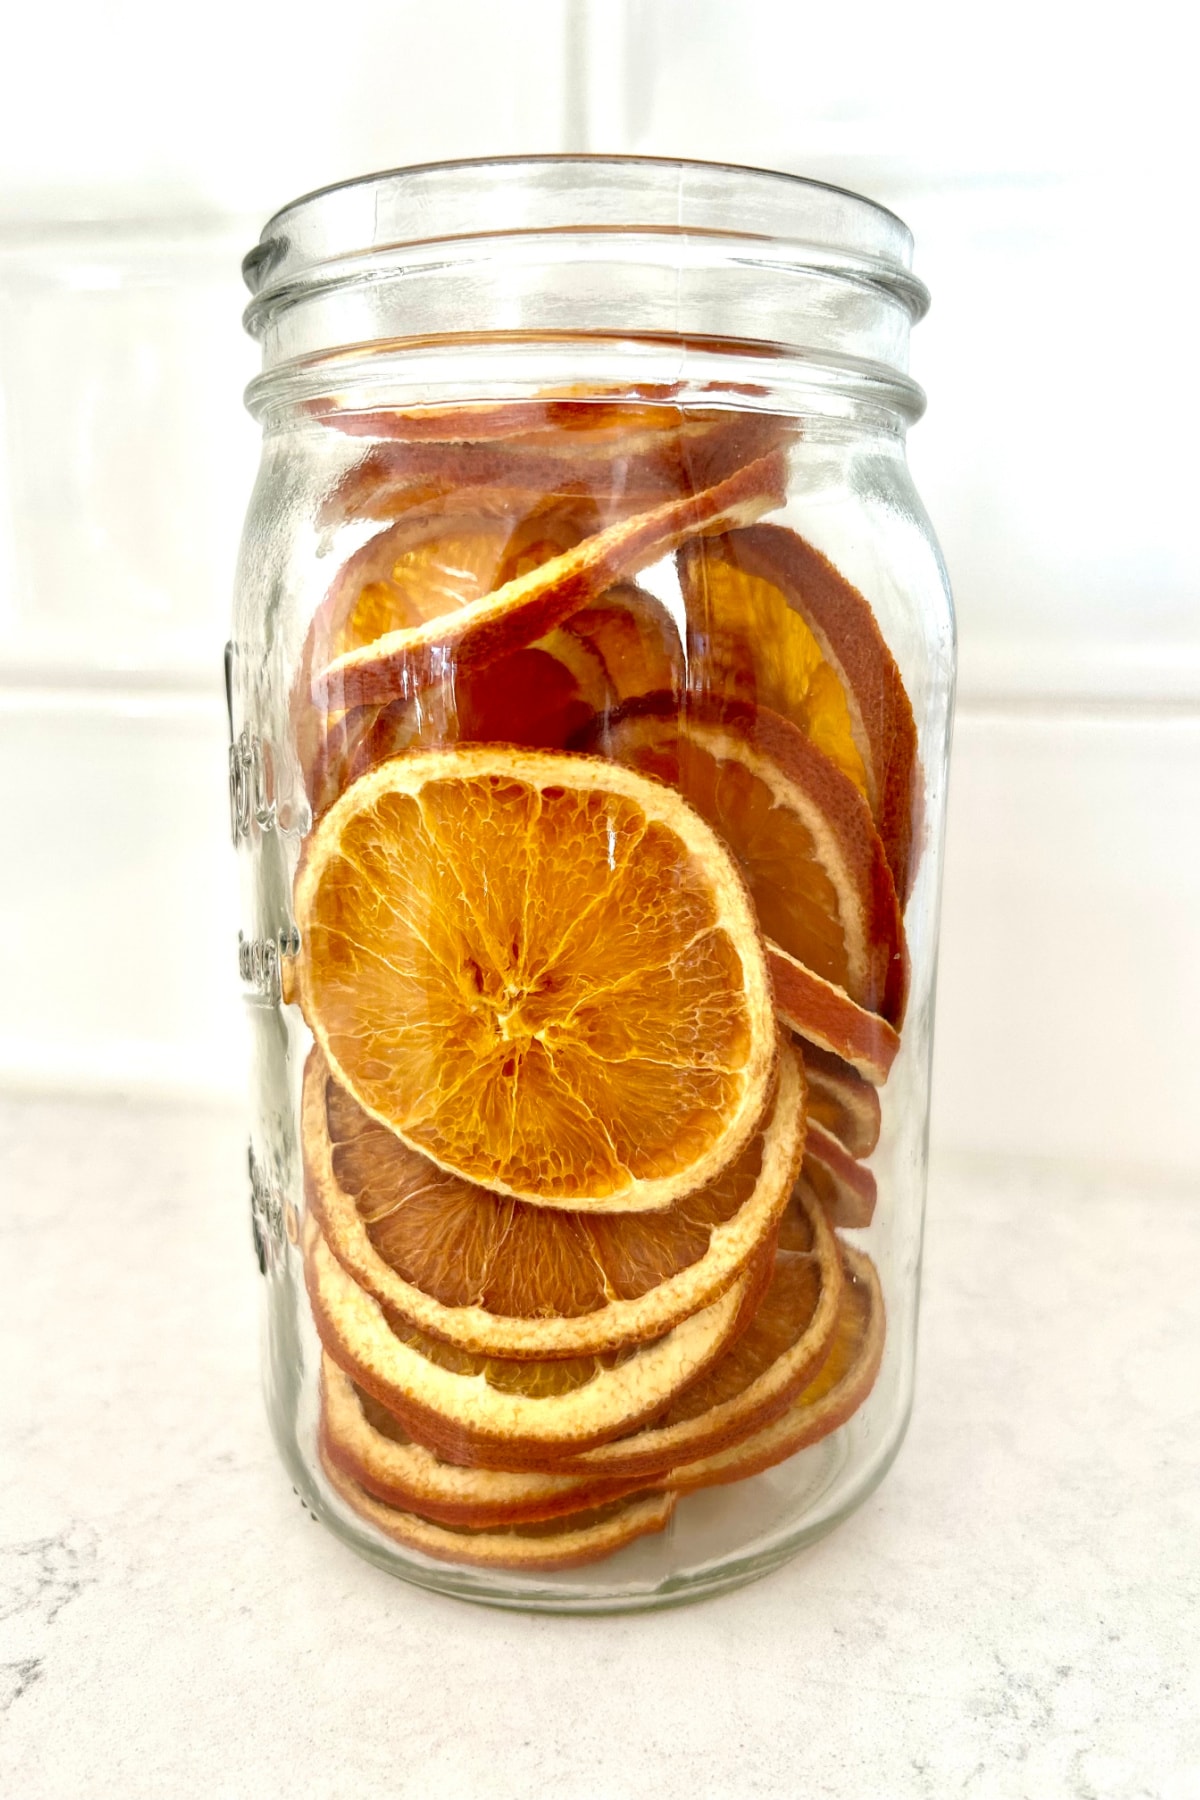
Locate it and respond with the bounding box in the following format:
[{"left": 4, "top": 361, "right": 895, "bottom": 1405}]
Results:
[
  {"left": 319, "top": 1357, "right": 641, "bottom": 1528},
  {"left": 664, "top": 1243, "right": 884, "bottom": 1493},
  {"left": 321, "top": 1443, "right": 676, "bottom": 1571},
  {"left": 679, "top": 525, "right": 921, "bottom": 903},
  {"left": 317, "top": 398, "right": 791, "bottom": 527},
  {"left": 590, "top": 696, "right": 907, "bottom": 1024},
  {"left": 798, "top": 1041, "right": 881, "bottom": 1158},
  {"left": 768, "top": 942, "right": 900, "bottom": 1087},
  {"left": 801, "top": 1126, "right": 877, "bottom": 1230},
  {"left": 316, "top": 386, "right": 765, "bottom": 446},
  {"left": 304, "top": 1042, "right": 806, "bottom": 1358},
  {"left": 292, "top": 746, "right": 778, "bottom": 1212}
]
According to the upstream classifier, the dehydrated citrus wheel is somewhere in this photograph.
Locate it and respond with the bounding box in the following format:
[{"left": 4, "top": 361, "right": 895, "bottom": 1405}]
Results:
[
  {"left": 313, "top": 494, "right": 602, "bottom": 668},
  {"left": 679, "top": 524, "right": 921, "bottom": 902},
  {"left": 320, "top": 1357, "right": 641, "bottom": 1528},
  {"left": 303, "top": 1042, "right": 806, "bottom": 1358},
  {"left": 801, "top": 1126, "right": 877, "bottom": 1230},
  {"left": 302, "top": 638, "right": 610, "bottom": 820},
  {"left": 798, "top": 1041, "right": 881, "bottom": 1158},
  {"left": 316, "top": 385, "right": 761, "bottom": 446},
  {"left": 533, "top": 1182, "right": 842, "bottom": 1483},
  {"left": 291, "top": 746, "right": 777, "bottom": 1212},
  {"left": 318, "top": 391, "right": 702, "bottom": 443},
  {"left": 312, "top": 451, "right": 787, "bottom": 710},
  {"left": 768, "top": 942, "right": 900, "bottom": 1086},
  {"left": 665, "top": 1243, "right": 884, "bottom": 1492},
  {"left": 590, "top": 698, "right": 907, "bottom": 1025},
  {"left": 292, "top": 497, "right": 608, "bottom": 814},
  {"left": 318, "top": 397, "right": 791, "bottom": 527},
  {"left": 305, "top": 1219, "right": 770, "bottom": 1466},
  {"left": 321, "top": 1443, "right": 676, "bottom": 1571},
  {"left": 557, "top": 583, "right": 684, "bottom": 708}
]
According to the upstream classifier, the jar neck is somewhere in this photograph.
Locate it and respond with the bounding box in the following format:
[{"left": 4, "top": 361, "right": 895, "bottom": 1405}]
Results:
[
  {"left": 243, "top": 159, "right": 928, "bottom": 431},
  {"left": 245, "top": 334, "right": 923, "bottom": 437}
]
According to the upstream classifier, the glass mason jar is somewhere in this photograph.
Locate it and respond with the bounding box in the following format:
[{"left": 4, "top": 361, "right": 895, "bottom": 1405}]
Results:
[{"left": 230, "top": 156, "right": 954, "bottom": 1612}]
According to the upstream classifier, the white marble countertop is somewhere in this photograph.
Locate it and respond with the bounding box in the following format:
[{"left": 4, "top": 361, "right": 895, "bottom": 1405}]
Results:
[{"left": 2, "top": 1094, "right": 1197, "bottom": 1800}]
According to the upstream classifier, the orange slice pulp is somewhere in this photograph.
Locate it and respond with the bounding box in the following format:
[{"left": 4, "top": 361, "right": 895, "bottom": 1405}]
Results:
[
  {"left": 316, "top": 394, "right": 792, "bottom": 527},
  {"left": 590, "top": 697, "right": 907, "bottom": 1026},
  {"left": 291, "top": 746, "right": 777, "bottom": 1211}
]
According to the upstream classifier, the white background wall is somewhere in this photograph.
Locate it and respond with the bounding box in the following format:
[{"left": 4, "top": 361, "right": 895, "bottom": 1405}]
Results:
[{"left": 1, "top": 0, "right": 1195, "bottom": 1177}]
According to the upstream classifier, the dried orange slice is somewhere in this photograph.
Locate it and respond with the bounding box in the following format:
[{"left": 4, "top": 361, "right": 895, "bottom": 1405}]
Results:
[
  {"left": 304, "top": 1042, "right": 805, "bottom": 1357},
  {"left": 318, "top": 386, "right": 755, "bottom": 445},
  {"left": 291, "top": 747, "right": 777, "bottom": 1212},
  {"left": 319, "top": 400, "right": 790, "bottom": 527},
  {"left": 679, "top": 525, "right": 921, "bottom": 903},
  {"left": 304, "top": 1218, "right": 765, "bottom": 1465},
  {"left": 536, "top": 1183, "right": 842, "bottom": 1483},
  {"left": 798, "top": 1041, "right": 881, "bottom": 1158},
  {"left": 320, "top": 1357, "right": 640, "bottom": 1528},
  {"left": 665, "top": 1243, "right": 884, "bottom": 1492},
  {"left": 302, "top": 580, "right": 684, "bottom": 816},
  {"left": 591, "top": 698, "right": 907, "bottom": 1025},
  {"left": 768, "top": 942, "right": 900, "bottom": 1086},
  {"left": 293, "top": 496, "right": 607, "bottom": 814},
  {"left": 302, "top": 639, "right": 609, "bottom": 820},
  {"left": 321, "top": 1443, "right": 675, "bottom": 1571},
  {"left": 798, "top": 1131, "right": 877, "bottom": 1230},
  {"left": 312, "top": 451, "right": 787, "bottom": 710},
  {"left": 314, "top": 494, "right": 602, "bottom": 664},
  {"left": 557, "top": 583, "right": 684, "bottom": 708}
]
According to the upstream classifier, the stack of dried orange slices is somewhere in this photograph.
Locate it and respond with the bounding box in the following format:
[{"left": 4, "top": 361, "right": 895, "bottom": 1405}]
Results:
[{"left": 281, "top": 392, "right": 912, "bottom": 1571}]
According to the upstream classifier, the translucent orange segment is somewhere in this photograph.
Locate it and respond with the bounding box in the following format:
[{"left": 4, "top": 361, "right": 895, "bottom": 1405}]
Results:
[
  {"left": 685, "top": 553, "right": 869, "bottom": 796},
  {"left": 385, "top": 1306, "right": 626, "bottom": 1400},
  {"left": 327, "top": 500, "right": 600, "bottom": 659},
  {"left": 611, "top": 727, "right": 851, "bottom": 992},
  {"left": 546, "top": 1048, "right": 742, "bottom": 1178},
  {"left": 349, "top": 523, "right": 517, "bottom": 639},
  {"left": 560, "top": 583, "right": 684, "bottom": 706},
  {"left": 677, "top": 737, "right": 849, "bottom": 989}
]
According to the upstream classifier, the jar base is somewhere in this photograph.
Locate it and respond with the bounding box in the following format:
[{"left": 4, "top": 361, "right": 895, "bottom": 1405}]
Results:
[{"left": 268, "top": 1379, "right": 911, "bottom": 1616}]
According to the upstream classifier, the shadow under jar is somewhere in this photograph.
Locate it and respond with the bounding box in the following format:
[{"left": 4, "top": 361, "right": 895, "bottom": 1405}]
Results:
[{"left": 230, "top": 156, "right": 955, "bottom": 1612}]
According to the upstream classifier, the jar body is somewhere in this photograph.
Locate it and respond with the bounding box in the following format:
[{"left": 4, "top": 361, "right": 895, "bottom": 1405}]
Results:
[{"left": 231, "top": 164, "right": 954, "bottom": 1611}]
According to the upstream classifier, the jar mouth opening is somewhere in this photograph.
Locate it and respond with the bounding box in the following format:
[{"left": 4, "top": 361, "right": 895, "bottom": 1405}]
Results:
[
  {"left": 242, "top": 157, "right": 929, "bottom": 405},
  {"left": 249, "top": 153, "right": 918, "bottom": 273},
  {"left": 244, "top": 154, "right": 928, "bottom": 324}
]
